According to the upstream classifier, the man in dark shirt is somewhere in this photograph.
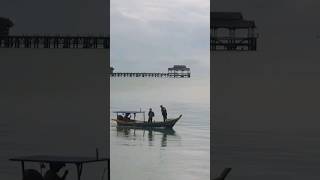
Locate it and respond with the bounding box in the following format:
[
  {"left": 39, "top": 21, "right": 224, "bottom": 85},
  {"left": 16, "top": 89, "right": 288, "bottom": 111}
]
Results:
[
  {"left": 148, "top": 108, "right": 154, "bottom": 123},
  {"left": 44, "top": 162, "right": 68, "bottom": 180},
  {"left": 160, "top": 105, "right": 167, "bottom": 122}
]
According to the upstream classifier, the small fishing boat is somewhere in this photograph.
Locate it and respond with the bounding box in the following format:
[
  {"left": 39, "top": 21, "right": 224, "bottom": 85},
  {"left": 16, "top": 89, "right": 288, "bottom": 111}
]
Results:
[{"left": 112, "top": 110, "right": 182, "bottom": 129}]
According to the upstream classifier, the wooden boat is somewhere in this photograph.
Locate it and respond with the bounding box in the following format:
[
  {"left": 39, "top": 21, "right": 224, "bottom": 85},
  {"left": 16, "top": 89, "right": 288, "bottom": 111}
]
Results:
[{"left": 112, "top": 111, "right": 182, "bottom": 129}]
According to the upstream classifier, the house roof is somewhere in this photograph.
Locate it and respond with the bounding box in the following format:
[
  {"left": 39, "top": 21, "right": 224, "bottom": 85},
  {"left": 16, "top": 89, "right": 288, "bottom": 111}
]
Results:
[
  {"left": 212, "top": 12, "right": 243, "bottom": 21},
  {"left": 213, "top": 20, "right": 255, "bottom": 29},
  {"left": 211, "top": 12, "right": 255, "bottom": 29},
  {"left": 168, "top": 65, "right": 190, "bottom": 71}
]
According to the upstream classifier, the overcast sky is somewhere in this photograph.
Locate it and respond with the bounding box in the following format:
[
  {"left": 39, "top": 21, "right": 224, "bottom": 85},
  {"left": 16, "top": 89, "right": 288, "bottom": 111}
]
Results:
[
  {"left": 111, "top": 0, "right": 210, "bottom": 76},
  {"left": 0, "top": 0, "right": 108, "bottom": 35}
]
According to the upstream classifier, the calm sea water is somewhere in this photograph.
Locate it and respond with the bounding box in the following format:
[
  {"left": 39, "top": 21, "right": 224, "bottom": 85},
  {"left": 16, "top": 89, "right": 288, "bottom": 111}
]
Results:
[
  {"left": 110, "top": 78, "right": 210, "bottom": 180},
  {"left": 214, "top": 128, "right": 320, "bottom": 180},
  {"left": 0, "top": 49, "right": 108, "bottom": 180},
  {"left": 213, "top": 53, "right": 320, "bottom": 179}
]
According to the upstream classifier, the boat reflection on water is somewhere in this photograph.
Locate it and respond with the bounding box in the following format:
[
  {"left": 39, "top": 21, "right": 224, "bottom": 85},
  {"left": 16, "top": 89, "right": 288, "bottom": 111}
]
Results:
[{"left": 115, "top": 127, "right": 179, "bottom": 147}]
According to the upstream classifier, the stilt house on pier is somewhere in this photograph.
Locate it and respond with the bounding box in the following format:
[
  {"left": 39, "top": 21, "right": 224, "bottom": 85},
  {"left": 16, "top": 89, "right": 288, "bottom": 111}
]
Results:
[
  {"left": 168, "top": 65, "right": 191, "bottom": 76},
  {"left": 211, "top": 12, "right": 257, "bottom": 51}
]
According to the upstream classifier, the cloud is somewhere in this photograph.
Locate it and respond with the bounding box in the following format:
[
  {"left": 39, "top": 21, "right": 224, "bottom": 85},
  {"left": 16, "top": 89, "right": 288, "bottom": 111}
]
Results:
[
  {"left": 111, "top": 0, "right": 210, "bottom": 75},
  {"left": 112, "top": 0, "right": 209, "bottom": 23}
]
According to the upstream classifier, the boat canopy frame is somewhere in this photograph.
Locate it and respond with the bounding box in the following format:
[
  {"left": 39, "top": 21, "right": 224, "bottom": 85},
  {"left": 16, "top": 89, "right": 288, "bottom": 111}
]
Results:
[
  {"left": 10, "top": 155, "right": 109, "bottom": 180},
  {"left": 113, "top": 110, "right": 146, "bottom": 121}
]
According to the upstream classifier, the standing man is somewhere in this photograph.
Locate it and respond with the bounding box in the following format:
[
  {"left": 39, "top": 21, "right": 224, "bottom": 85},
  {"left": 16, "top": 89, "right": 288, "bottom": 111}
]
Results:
[
  {"left": 148, "top": 108, "right": 155, "bottom": 123},
  {"left": 160, "top": 105, "right": 167, "bottom": 122}
]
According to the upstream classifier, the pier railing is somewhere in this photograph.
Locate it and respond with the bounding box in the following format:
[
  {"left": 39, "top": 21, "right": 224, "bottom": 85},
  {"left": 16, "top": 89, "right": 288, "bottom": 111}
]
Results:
[
  {"left": 0, "top": 35, "right": 109, "bottom": 49},
  {"left": 110, "top": 72, "right": 191, "bottom": 78},
  {"left": 211, "top": 36, "right": 257, "bottom": 51}
]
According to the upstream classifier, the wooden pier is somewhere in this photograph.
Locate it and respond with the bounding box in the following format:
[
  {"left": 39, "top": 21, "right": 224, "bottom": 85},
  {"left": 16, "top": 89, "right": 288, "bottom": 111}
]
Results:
[
  {"left": 110, "top": 65, "right": 191, "bottom": 78},
  {"left": 0, "top": 35, "right": 109, "bottom": 49},
  {"left": 110, "top": 72, "right": 191, "bottom": 78}
]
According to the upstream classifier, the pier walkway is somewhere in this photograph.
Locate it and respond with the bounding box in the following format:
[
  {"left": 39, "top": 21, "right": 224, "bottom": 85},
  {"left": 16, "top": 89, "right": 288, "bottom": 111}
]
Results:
[
  {"left": 110, "top": 72, "right": 191, "bottom": 78},
  {"left": 0, "top": 35, "right": 109, "bottom": 49}
]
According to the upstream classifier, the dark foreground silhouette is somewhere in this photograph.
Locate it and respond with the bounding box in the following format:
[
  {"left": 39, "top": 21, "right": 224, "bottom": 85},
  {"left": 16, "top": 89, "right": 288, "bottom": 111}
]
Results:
[{"left": 213, "top": 168, "right": 232, "bottom": 180}]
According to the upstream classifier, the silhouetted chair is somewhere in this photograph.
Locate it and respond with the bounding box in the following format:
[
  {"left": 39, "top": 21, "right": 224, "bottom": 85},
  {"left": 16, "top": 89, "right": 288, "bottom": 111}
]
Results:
[
  {"left": 213, "top": 168, "right": 232, "bottom": 180},
  {"left": 23, "top": 169, "right": 44, "bottom": 180}
]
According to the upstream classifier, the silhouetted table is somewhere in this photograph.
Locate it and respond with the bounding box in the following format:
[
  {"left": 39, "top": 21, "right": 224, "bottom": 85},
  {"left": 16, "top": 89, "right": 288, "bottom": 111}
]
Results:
[{"left": 10, "top": 155, "right": 110, "bottom": 180}]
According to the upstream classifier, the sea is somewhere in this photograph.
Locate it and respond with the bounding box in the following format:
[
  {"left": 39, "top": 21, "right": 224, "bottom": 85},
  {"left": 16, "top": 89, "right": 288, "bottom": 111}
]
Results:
[
  {"left": 213, "top": 128, "right": 320, "bottom": 180},
  {"left": 4, "top": 49, "right": 320, "bottom": 180},
  {"left": 0, "top": 49, "right": 108, "bottom": 180},
  {"left": 110, "top": 78, "right": 210, "bottom": 180},
  {"left": 213, "top": 52, "right": 320, "bottom": 180},
  {"left": 0, "top": 49, "right": 210, "bottom": 180}
]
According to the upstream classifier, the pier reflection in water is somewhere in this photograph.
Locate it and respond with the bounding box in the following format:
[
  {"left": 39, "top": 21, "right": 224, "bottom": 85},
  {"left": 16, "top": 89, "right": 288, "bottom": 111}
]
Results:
[{"left": 115, "top": 127, "right": 178, "bottom": 148}]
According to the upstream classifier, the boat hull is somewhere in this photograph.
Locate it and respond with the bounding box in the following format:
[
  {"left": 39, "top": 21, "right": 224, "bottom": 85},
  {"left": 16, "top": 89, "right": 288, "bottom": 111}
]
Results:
[{"left": 112, "top": 115, "right": 182, "bottom": 129}]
